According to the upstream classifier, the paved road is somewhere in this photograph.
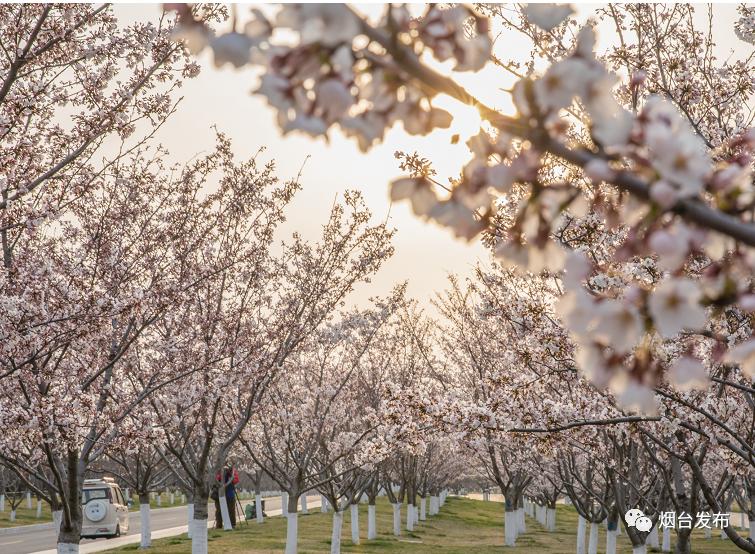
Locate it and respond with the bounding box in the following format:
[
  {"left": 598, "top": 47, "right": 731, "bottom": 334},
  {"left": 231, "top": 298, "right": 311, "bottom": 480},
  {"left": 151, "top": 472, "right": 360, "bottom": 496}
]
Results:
[{"left": 2, "top": 494, "right": 320, "bottom": 554}]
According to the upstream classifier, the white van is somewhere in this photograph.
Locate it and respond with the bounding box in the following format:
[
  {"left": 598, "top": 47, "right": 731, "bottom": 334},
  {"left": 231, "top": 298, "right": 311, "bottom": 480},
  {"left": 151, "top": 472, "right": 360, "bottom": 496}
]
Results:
[{"left": 81, "top": 477, "right": 130, "bottom": 539}]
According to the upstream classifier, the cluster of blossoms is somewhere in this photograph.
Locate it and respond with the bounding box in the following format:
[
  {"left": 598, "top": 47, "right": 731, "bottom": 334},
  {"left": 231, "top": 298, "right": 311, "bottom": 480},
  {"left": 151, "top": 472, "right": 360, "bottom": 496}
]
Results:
[{"left": 167, "top": 3, "right": 755, "bottom": 405}]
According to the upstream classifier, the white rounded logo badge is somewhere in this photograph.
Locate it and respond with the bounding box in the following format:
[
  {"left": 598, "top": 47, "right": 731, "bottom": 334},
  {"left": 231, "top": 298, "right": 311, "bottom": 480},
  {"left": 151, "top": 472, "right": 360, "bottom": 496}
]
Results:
[{"left": 625, "top": 508, "right": 653, "bottom": 532}]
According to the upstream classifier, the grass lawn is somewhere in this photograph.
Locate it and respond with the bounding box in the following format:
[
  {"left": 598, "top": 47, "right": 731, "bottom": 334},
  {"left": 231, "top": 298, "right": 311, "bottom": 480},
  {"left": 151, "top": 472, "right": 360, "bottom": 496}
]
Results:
[
  {"left": 105, "top": 496, "right": 746, "bottom": 553},
  {"left": 0, "top": 502, "right": 53, "bottom": 529}
]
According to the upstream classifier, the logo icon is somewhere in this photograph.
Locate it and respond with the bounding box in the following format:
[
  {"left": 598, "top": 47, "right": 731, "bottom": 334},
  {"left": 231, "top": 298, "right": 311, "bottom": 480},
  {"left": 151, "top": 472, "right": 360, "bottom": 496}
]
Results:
[{"left": 625, "top": 508, "right": 653, "bottom": 532}]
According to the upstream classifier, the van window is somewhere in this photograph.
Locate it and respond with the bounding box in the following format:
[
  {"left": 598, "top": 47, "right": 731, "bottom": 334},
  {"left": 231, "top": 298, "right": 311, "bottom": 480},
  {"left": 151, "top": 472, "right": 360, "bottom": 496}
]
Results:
[
  {"left": 114, "top": 487, "right": 125, "bottom": 506},
  {"left": 83, "top": 488, "right": 111, "bottom": 503}
]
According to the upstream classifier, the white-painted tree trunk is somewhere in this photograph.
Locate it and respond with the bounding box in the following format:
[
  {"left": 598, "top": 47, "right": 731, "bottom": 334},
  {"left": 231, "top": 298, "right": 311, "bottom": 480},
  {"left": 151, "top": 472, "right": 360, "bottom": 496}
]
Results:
[
  {"left": 546, "top": 508, "right": 556, "bottom": 531},
  {"left": 53, "top": 510, "right": 63, "bottom": 535},
  {"left": 140, "top": 503, "right": 152, "bottom": 548},
  {"left": 739, "top": 511, "right": 745, "bottom": 529},
  {"left": 219, "top": 495, "right": 233, "bottom": 530},
  {"left": 368, "top": 504, "right": 377, "bottom": 539},
  {"left": 587, "top": 522, "right": 598, "bottom": 554},
  {"left": 10, "top": 510, "right": 16, "bottom": 522},
  {"left": 392, "top": 503, "right": 401, "bottom": 536},
  {"left": 518, "top": 507, "right": 526, "bottom": 534},
  {"left": 255, "top": 494, "right": 264, "bottom": 523},
  {"left": 420, "top": 497, "right": 426, "bottom": 521},
  {"left": 606, "top": 529, "right": 617, "bottom": 554},
  {"left": 662, "top": 526, "right": 671, "bottom": 551},
  {"left": 36, "top": 499, "right": 42, "bottom": 518},
  {"left": 750, "top": 521, "right": 755, "bottom": 540},
  {"left": 350, "top": 503, "right": 360, "bottom": 544},
  {"left": 330, "top": 511, "right": 343, "bottom": 554},
  {"left": 705, "top": 525, "right": 712, "bottom": 538},
  {"left": 632, "top": 546, "right": 647, "bottom": 554},
  {"left": 576, "top": 515, "right": 586, "bottom": 554},
  {"left": 504, "top": 510, "right": 517, "bottom": 546},
  {"left": 285, "top": 513, "right": 298, "bottom": 554},
  {"left": 721, "top": 528, "right": 727, "bottom": 539},
  {"left": 170, "top": 492, "right": 175, "bottom": 505},
  {"left": 0, "top": 494, "right": 4, "bottom": 512},
  {"left": 187, "top": 504, "right": 194, "bottom": 538},
  {"left": 26, "top": 491, "right": 32, "bottom": 509},
  {"left": 281, "top": 492, "right": 288, "bottom": 517},
  {"left": 414, "top": 502, "right": 420, "bottom": 525},
  {"left": 321, "top": 495, "right": 328, "bottom": 513},
  {"left": 406, "top": 504, "right": 414, "bottom": 532},
  {"left": 191, "top": 518, "right": 208, "bottom": 554},
  {"left": 301, "top": 495, "right": 308, "bottom": 514},
  {"left": 648, "top": 525, "right": 659, "bottom": 547},
  {"left": 57, "top": 544, "right": 79, "bottom": 554},
  {"left": 429, "top": 496, "right": 438, "bottom": 515}
]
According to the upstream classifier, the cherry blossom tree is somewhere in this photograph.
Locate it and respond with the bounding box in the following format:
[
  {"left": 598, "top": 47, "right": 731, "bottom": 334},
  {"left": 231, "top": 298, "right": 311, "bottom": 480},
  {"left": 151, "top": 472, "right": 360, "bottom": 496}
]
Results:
[{"left": 150, "top": 190, "right": 394, "bottom": 554}]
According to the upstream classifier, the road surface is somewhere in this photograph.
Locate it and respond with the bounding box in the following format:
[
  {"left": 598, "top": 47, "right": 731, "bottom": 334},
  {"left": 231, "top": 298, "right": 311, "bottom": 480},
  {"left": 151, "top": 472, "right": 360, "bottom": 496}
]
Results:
[{"left": 1, "top": 494, "right": 320, "bottom": 554}]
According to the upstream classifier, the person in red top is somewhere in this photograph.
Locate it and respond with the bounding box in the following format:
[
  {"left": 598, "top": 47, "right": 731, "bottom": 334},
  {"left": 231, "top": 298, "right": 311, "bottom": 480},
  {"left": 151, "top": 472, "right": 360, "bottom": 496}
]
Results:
[{"left": 215, "top": 466, "right": 240, "bottom": 527}]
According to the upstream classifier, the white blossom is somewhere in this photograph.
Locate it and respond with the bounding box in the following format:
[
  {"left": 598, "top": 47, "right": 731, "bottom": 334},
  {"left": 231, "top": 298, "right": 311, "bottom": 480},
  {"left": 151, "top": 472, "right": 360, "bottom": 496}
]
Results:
[
  {"left": 523, "top": 4, "right": 575, "bottom": 31},
  {"left": 648, "top": 278, "right": 706, "bottom": 338}
]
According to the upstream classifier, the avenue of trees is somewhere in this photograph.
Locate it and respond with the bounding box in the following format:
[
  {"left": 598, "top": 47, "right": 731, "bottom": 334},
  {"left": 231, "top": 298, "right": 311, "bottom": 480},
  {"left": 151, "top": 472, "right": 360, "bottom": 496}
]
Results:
[{"left": 1, "top": 4, "right": 755, "bottom": 554}]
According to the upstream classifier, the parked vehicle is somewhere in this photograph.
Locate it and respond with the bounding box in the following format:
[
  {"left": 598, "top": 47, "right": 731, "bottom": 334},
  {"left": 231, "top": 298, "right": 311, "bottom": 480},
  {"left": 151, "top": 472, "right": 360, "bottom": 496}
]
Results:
[{"left": 81, "top": 477, "right": 130, "bottom": 539}]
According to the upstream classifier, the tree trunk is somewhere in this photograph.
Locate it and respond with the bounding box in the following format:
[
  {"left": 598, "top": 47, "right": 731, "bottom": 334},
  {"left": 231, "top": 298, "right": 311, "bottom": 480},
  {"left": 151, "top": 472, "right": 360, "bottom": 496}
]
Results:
[
  {"left": 392, "top": 503, "right": 401, "bottom": 536},
  {"left": 648, "top": 525, "right": 659, "bottom": 548},
  {"left": 368, "top": 503, "right": 377, "bottom": 539},
  {"left": 53, "top": 510, "right": 63, "bottom": 536},
  {"left": 219, "top": 495, "right": 233, "bottom": 530},
  {"left": 588, "top": 522, "right": 598, "bottom": 554},
  {"left": 547, "top": 507, "right": 556, "bottom": 531},
  {"left": 662, "top": 526, "right": 671, "bottom": 551},
  {"left": 281, "top": 492, "right": 288, "bottom": 517},
  {"left": 504, "top": 505, "right": 517, "bottom": 546},
  {"left": 675, "top": 528, "right": 692, "bottom": 553},
  {"left": 576, "top": 514, "right": 586, "bottom": 554},
  {"left": 321, "top": 495, "right": 328, "bottom": 513},
  {"left": 191, "top": 485, "right": 209, "bottom": 554},
  {"left": 350, "top": 503, "right": 360, "bottom": 544},
  {"left": 285, "top": 512, "right": 298, "bottom": 554},
  {"left": 139, "top": 493, "right": 151, "bottom": 548},
  {"left": 406, "top": 503, "right": 414, "bottom": 532},
  {"left": 187, "top": 503, "right": 194, "bottom": 538},
  {"left": 301, "top": 495, "right": 308, "bottom": 514},
  {"left": 419, "top": 497, "right": 426, "bottom": 521},
  {"left": 330, "top": 510, "right": 343, "bottom": 554},
  {"left": 255, "top": 493, "right": 264, "bottom": 523},
  {"left": 606, "top": 528, "right": 617, "bottom": 554},
  {"left": 58, "top": 451, "right": 83, "bottom": 554}
]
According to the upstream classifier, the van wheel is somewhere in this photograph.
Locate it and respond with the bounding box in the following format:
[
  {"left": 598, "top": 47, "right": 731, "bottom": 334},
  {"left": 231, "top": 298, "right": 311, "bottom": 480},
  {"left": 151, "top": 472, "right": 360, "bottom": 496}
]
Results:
[{"left": 111, "top": 525, "right": 121, "bottom": 539}]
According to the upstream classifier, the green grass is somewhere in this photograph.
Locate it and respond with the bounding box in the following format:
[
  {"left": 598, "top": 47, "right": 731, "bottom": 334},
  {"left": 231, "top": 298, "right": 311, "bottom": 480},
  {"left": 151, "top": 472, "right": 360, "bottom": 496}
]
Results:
[
  {"left": 0, "top": 502, "right": 53, "bottom": 528},
  {"left": 104, "top": 497, "right": 746, "bottom": 553}
]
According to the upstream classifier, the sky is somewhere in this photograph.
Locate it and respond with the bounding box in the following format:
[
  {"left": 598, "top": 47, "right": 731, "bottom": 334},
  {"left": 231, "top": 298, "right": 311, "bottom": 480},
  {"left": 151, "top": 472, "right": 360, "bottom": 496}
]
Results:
[{"left": 114, "top": 3, "right": 747, "bottom": 314}]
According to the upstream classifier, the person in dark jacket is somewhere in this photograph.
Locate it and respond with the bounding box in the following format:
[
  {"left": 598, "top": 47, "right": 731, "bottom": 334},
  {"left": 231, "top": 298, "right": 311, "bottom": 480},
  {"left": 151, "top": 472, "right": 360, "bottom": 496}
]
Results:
[
  {"left": 215, "top": 466, "right": 240, "bottom": 528},
  {"left": 224, "top": 467, "right": 238, "bottom": 527}
]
